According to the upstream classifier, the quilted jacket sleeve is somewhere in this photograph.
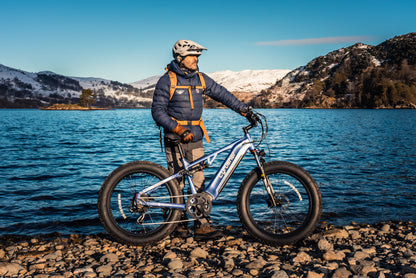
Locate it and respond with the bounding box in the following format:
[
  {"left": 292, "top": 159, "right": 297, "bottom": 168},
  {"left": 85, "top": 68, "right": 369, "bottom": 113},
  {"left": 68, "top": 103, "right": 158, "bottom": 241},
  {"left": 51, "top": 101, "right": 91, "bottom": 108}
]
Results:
[
  {"left": 151, "top": 74, "right": 178, "bottom": 131},
  {"left": 202, "top": 73, "right": 248, "bottom": 113}
]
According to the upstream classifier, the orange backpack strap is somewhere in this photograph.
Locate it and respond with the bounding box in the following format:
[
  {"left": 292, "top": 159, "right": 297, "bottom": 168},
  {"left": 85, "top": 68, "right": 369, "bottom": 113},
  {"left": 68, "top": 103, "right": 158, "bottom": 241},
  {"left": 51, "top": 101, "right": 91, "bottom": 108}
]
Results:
[
  {"left": 167, "top": 71, "right": 177, "bottom": 101},
  {"left": 197, "top": 118, "right": 210, "bottom": 143},
  {"left": 167, "top": 70, "right": 206, "bottom": 100},
  {"left": 172, "top": 117, "right": 211, "bottom": 143},
  {"left": 198, "top": 72, "right": 206, "bottom": 93}
]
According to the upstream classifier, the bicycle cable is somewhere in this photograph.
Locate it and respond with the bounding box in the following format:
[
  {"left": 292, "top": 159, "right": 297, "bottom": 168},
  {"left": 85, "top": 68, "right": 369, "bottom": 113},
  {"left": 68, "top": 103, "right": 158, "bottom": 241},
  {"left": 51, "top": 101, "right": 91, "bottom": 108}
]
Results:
[{"left": 253, "top": 111, "right": 272, "bottom": 162}]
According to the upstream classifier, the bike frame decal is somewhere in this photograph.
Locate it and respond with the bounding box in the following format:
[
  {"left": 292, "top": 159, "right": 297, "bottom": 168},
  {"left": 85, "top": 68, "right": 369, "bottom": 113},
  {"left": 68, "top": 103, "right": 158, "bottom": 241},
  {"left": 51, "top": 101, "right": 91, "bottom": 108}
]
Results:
[{"left": 205, "top": 136, "right": 254, "bottom": 199}]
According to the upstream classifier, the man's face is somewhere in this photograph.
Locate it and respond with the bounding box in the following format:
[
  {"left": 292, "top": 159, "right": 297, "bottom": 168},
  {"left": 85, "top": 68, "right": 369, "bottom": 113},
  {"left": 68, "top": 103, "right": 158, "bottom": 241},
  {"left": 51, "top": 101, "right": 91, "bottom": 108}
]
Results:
[{"left": 181, "top": 55, "right": 199, "bottom": 71}]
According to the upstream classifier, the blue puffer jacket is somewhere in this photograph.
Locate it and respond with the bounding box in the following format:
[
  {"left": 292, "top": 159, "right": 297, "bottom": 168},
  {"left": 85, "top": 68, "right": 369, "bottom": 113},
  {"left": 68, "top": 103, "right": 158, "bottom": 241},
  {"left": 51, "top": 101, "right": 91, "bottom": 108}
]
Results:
[{"left": 151, "top": 60, "right": 248, "bottom": 142}]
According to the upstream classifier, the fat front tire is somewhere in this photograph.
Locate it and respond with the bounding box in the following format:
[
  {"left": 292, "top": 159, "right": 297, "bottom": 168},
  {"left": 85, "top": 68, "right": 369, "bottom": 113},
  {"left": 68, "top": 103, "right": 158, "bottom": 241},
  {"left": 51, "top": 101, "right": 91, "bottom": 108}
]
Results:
[
  {"left": 237, "top": 161, "right": 322, "bottom": 245},
  {"left": 97, "top": 161, "right": 181, "bottom": 245}
]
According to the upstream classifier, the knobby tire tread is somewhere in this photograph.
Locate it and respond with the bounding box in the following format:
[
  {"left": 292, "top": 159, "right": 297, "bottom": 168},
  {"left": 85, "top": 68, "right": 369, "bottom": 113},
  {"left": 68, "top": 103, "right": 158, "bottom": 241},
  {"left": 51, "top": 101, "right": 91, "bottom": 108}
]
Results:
[
  {"left": 97, "top": 161, "right": 181, "bottom": 246},
  {"left": 237, "top": 161, "right": 322, "bottom": 246}
]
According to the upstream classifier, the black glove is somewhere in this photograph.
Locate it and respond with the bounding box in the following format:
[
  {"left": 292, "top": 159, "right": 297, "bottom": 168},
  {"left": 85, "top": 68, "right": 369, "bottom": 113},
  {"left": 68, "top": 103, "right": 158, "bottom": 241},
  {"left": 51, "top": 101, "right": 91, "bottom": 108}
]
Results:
[{"left": 241, "top": 106, "right": 259, "bottom": 126}]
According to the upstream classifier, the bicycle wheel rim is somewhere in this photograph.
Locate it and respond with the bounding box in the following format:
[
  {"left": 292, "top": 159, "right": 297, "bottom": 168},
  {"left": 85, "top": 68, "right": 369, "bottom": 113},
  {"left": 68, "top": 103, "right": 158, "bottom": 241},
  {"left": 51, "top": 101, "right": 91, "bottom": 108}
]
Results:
[
  {"left": 247, "top": 171, "right": 313, "bottom": 238},
  {"left": 108, "top": 171, "right": 176, "bottom": 237}
]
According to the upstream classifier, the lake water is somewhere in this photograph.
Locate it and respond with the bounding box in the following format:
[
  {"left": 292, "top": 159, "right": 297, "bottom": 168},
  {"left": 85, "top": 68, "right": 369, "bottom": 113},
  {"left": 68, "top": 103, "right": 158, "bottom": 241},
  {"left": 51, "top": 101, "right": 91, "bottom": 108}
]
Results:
[{"left": 0, "top": 109, "right": 415, "bottom": 236}]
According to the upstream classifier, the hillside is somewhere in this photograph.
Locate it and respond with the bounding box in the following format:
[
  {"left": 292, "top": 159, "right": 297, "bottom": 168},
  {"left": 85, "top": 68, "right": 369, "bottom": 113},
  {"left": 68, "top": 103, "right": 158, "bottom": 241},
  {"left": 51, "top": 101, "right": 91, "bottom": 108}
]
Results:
[
  {"left": 0, "top": 65, "right": 288, "bottom": 108},
  {"left": 1, "top": 32, "right": 415, "bottom": 109},
  {"left": 253, "top": 32, "right": 416, "bottom": 108},
  {"left": 128, "top": 69, "right": 291, "bottom": 108},
  {"left": 0, "top": 65, "right": 152, "bottom": 108}
]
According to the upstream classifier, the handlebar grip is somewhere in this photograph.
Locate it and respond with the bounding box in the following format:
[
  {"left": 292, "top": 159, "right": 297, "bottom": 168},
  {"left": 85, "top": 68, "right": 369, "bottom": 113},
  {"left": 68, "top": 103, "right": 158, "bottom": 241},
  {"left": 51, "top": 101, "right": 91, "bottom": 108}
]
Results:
[
  {"left": 248, "top": 112, "right": 260, "bottom": 127},
  {"left": 245, "top": 108, "right": 260, "bottom": 127},
  {"left": 249, "top": 117, "right": 258, "bottom": 127}
]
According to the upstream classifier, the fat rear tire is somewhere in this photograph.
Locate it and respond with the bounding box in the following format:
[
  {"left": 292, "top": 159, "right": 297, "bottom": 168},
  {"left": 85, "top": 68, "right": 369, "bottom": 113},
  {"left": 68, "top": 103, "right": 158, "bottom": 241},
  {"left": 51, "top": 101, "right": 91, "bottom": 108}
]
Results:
[{"left": 98, "top": 161, "right": 181, "bottom": 245}]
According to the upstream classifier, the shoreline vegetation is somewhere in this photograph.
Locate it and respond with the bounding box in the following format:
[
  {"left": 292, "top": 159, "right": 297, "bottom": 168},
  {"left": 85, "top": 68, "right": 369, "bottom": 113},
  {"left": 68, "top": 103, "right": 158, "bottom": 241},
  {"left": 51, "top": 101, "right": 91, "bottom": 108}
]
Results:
[
  {"left": 39, "top": 89, "right": 111, "bottom": 110},
  {"left": 39, "top": 103, "right": 111, "bottom": 110},
  {"left": 0, "top": 221, "right": 415, "bottom": 277},
  {"left": 34, "top": 103, "right": 416, "bottom": 111}
]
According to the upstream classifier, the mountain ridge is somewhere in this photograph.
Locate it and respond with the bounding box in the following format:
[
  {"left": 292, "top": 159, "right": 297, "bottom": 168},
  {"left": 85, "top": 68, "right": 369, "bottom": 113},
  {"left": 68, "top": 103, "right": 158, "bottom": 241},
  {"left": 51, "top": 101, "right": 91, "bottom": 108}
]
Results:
[
  {"left": 252, "top": 32, "right": 416, "bottom": 108},
  {"left": 1, "top": 32, "right": 415, "bottom": 109},
  {"left": 0, "top": 64, "right": 289, "bottom": 108}
]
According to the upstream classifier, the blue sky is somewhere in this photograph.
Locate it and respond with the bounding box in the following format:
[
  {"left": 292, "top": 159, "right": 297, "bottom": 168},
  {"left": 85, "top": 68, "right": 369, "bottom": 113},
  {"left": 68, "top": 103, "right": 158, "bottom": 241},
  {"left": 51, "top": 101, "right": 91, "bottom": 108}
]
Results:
[{"left": 1, "top": 0, "right": 415, "bottom": 83}]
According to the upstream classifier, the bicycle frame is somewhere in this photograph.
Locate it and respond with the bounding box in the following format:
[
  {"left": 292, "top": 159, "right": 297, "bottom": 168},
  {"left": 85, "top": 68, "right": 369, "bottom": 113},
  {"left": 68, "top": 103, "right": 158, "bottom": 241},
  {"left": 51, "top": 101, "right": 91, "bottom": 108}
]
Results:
[
  {"left": 136, "top": 130, "right": 261, "bottom": 210},
  {"left": 98, "top": 110, "right": 322, "bottom": 246}
]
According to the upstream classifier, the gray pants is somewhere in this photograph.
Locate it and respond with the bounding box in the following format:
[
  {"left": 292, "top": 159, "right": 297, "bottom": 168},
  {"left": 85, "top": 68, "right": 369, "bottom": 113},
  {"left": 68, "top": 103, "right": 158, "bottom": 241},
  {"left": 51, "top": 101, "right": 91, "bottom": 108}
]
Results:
[
  {"left": 165, "top": 139, "right": 205, "bottom": 192},
  {"left": 165, "top": 139, "right": 210, "bottom": 228}
]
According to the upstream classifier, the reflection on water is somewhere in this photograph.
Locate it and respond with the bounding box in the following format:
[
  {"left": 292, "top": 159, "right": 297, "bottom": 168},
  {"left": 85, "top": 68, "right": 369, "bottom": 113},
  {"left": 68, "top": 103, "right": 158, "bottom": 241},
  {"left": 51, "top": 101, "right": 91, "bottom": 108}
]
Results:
[{"left": 0, "top": 109, "right": 415, "bottom": 235}]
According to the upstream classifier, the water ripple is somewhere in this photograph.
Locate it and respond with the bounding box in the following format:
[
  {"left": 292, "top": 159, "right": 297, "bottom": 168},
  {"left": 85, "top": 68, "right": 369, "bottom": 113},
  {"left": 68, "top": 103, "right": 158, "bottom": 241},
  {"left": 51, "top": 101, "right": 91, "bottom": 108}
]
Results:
[{"left": 0, "top": 109, "right": 415, "bottom": 235}]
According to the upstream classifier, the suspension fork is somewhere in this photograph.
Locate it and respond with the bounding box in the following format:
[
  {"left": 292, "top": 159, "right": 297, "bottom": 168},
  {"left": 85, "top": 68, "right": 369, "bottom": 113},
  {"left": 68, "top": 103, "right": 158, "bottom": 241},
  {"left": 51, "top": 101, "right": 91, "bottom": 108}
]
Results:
[{"left": 251, "top": 149, "right": 278, "bottom": 207}]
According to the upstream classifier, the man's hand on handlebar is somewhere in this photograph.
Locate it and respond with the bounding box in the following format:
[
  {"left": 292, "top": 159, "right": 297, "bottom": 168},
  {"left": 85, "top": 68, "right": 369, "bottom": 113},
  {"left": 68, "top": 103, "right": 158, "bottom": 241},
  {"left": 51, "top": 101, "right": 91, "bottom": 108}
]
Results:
[
  {"left": 241, "top": 106, "right": 260, "bottom": 126},
  {"left": 246, "top": 109, "right": 260, "bottom": 126}
]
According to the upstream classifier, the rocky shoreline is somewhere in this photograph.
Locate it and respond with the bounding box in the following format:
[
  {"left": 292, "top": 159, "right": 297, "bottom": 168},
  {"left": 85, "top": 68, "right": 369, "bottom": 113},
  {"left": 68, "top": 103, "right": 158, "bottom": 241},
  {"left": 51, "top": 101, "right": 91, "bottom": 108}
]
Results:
[{"left": 0, "top": 221, "right": 415, "bottom": 278}]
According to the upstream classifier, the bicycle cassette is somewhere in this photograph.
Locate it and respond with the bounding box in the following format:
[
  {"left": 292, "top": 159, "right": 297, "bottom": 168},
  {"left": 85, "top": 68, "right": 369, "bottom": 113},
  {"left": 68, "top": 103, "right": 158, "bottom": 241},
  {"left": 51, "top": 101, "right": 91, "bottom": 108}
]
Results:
[{"left": 186, "top": 192, "right": 213, "bottom": 219}]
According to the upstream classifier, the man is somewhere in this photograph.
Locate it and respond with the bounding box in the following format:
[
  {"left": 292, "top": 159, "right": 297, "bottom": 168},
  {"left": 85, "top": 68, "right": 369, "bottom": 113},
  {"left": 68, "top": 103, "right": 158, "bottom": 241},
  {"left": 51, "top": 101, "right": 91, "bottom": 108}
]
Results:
[{"left": 151, "top": 39, "right": 253, "bottom": 240}]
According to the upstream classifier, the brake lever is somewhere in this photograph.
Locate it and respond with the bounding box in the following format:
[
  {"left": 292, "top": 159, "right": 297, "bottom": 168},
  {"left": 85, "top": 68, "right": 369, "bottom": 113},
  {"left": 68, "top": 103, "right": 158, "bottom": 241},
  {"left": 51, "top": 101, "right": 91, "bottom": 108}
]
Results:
[{"left": 250, "top": 112, "right": 261, "bottom": 127}]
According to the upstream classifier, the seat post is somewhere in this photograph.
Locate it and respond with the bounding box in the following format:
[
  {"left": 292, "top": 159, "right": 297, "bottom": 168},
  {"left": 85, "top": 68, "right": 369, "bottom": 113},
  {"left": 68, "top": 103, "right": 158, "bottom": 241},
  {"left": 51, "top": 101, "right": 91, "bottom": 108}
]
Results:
[{"left": 177, "top": 143, "right": 186, "bottom": 162}]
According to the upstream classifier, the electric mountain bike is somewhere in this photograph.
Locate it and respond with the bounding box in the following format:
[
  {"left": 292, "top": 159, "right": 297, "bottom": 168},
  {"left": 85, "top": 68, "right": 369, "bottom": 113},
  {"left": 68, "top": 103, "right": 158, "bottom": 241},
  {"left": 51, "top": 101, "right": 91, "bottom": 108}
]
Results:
[{"left": 97, "top": 111, "right": 322, "bottom": 246}]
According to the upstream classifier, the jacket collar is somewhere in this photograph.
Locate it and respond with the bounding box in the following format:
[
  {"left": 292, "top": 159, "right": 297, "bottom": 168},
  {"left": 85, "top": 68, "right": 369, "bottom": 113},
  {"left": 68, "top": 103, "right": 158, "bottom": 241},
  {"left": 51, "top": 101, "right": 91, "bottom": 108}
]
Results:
[{"left": 167, "top": 60, "right": 199, "bottom": 79}]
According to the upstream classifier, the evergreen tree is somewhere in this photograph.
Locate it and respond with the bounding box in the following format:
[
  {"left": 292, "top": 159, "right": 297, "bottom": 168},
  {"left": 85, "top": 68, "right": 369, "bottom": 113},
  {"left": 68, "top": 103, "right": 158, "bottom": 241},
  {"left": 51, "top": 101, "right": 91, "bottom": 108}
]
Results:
[{"left": 79, "top": 89, "right": 96, "bottom": 108}]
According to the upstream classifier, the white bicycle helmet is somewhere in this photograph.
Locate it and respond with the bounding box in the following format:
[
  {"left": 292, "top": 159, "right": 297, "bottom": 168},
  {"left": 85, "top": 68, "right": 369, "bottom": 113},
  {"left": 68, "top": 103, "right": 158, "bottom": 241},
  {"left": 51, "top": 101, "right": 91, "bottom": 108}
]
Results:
[{"left": 172, "top": 40, "right": 207, "bottom": 62}]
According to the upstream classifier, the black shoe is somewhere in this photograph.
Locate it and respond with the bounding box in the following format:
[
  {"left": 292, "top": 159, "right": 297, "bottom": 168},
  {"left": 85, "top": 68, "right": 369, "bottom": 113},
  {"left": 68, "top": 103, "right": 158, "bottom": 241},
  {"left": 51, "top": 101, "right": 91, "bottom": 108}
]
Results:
[{"left": 194, "top": 226, "right": 224, "bottom": 241}]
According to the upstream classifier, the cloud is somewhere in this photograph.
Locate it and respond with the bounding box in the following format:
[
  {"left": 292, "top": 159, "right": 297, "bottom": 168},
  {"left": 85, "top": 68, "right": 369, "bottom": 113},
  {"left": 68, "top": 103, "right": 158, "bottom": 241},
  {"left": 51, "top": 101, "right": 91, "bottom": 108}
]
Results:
[{"left": 257, "top": 36, "right": 378, "bottom": 46}]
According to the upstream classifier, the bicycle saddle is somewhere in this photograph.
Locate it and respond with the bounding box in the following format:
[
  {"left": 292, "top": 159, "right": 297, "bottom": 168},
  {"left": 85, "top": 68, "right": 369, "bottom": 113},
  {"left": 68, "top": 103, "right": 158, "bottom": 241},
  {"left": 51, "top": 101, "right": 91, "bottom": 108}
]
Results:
[{"left": 164, "top": 133, "right": 182, "bottom": 145}]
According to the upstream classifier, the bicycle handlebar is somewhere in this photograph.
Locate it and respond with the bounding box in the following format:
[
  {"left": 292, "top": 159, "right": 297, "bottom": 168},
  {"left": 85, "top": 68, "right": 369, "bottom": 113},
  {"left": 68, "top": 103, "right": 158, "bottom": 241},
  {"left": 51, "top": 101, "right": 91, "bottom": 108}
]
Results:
[{"left": 243, "top": 110, "right": 263, "bottom": 133}]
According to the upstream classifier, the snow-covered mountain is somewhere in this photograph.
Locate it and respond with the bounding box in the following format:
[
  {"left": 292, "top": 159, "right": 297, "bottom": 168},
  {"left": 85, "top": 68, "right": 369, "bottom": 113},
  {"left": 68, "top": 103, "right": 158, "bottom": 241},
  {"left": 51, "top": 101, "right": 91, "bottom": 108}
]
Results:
[
  {"left": 254, "top": 32, "right": 416, "bottom": 108},
  {"left": 129, "top": 69, "right": 291, "bottom": 94},
  {"left": 3, "top": 33, "right": 414, "bottom": 109},
  {"left": 0, "top": 64, "right": 154, "bottom": 108},
  {"left": 206, "top": 69, "right": 290, "bottom": 93},
  {"left": 72, "top": 76, "right": 151, "bottom": 105},
  {"left": 0, "top": 64, "right": 290, "bottom": 108},
  {"left": 130, "top": 75, "right": 161, "bottom": 91}
]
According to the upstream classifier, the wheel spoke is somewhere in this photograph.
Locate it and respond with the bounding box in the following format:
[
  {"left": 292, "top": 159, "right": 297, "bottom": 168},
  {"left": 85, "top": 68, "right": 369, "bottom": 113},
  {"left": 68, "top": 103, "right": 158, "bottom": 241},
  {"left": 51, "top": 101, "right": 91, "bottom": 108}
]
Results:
[
  {"left": 238, "top": 161, "right": 321, "bottom": 245},
  {"left": 98, "top": 162, "right": 181, "bottom": 245},
  {"left": 111, "top": 172, "right": 171, "bottom": 234}
]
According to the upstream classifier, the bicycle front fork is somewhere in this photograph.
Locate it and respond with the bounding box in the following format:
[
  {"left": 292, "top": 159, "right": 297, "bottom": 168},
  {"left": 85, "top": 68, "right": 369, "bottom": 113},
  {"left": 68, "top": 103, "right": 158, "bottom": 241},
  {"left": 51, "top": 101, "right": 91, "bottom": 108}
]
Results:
[{"left": 252, "top": 149, "right": 278, "bottom": 207}]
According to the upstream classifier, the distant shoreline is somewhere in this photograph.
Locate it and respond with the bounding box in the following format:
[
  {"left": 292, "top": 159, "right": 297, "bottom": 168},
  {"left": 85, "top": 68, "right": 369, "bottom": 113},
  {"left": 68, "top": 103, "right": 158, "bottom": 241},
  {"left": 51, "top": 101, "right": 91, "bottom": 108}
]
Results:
[
  {"left": 39, "top": 104, "right": 112, "bottom": 110},
  {"left": 11, "top": 106, "right": 416, "bottom": 110}
]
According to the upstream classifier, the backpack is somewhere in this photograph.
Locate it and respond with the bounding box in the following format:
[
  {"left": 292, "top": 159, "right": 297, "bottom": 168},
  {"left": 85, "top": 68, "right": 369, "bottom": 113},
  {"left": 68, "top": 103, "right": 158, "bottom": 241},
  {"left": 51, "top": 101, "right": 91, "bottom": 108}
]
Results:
[{"left": 166, "top": 70, "right": 210, "bottom": 143}]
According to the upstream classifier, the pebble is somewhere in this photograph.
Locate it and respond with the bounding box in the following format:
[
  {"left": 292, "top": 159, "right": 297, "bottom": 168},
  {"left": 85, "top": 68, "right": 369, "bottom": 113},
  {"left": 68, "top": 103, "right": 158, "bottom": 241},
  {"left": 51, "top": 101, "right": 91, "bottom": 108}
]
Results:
[
  {"left": 292, "top": 251, "right": 312, "bottom": 264},
  {"left": 0, "top": 221, "right": 415, "bottom": 277},
  {"left": 0, "top": 262, "right": 24, "bottom": 276},
  {"left": 168, "top": 258, "right": 183, "bottom": 271},
  {"left": 332, "top": 267, "right": 352, "bottom": 278},
  {"left": 323, "top": 250, "right": 345, "bottom": 261},
  {"left": 306, "top": 271, "right": 324, "bottom": 278},
  {"left": 271, "top": 270, "right": 289, "bottom": 278},
  {"left": 190, "top": 247, "right": 209, "bottom": 259},
  {"left": 317, "top": 238, "right": 332, "bottom": 251}
]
